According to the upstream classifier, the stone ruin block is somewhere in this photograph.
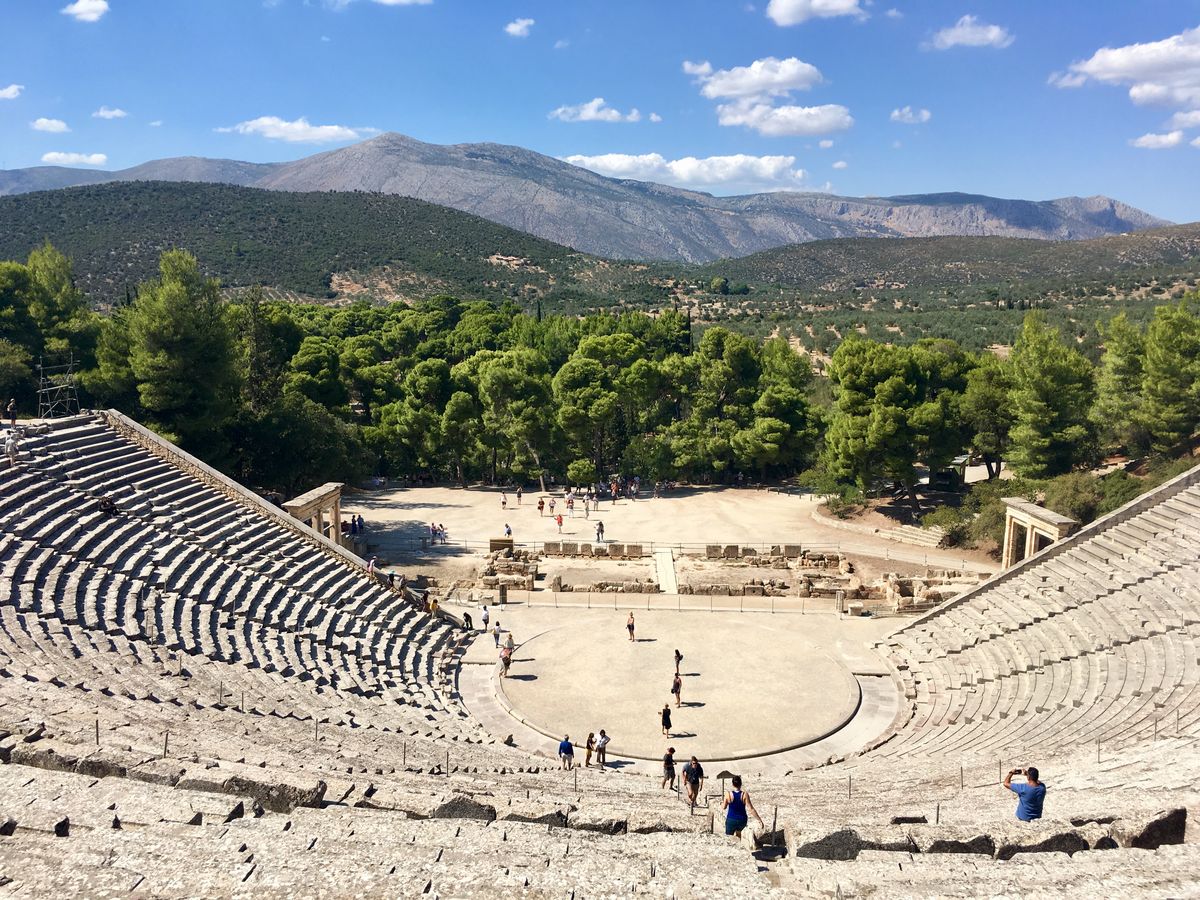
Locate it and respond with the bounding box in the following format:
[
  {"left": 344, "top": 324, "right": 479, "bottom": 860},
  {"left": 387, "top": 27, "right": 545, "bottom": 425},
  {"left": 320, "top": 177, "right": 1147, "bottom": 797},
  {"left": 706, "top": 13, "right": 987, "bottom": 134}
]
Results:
[
  {"left": 543, "top": 542, "right": 562, "bottom": 556},
  {"left": 770, "top": 545, "right": 782, "bottom": 557},
  {"left": 580, "top": 543, "right": 593, "bottom": 557},
  {"left": 607, "top": 543, "right": 625, "bottom": 558},
  {"left": 561, "top": 542, "right": 578, "bottom": 556},
  {"left": 723, "top": 545, "right": 739, "bottom": 559},
  {"left": 741, "top": 546, "right": 758, "bottom": 558},
  {"left": 593, "top": 545, "right": 608, "bottom": 557},
  {"left": 625, "top": 544, "right": 644, "bottom": 558},
  {"left": 743, "top": 584, "right": 765, "bottom": 596},
  {"left": 706, "top": 545, "right": 722, "bottom": 559},
  {"left": 784, "top": 545, "right": 802, "bottom": 558}
]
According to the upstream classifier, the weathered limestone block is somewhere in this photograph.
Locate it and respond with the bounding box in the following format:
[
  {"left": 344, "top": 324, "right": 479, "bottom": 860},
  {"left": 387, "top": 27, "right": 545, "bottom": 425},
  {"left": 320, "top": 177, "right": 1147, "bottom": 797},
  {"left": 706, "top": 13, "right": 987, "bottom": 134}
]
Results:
[
  {"left": 1111, "top": 808, "right": 1187, "bottom": 849},
  {"left": 129, "top": 757, "right": 186, "bottom": 787},
  {"left": 625, "top": 544, "right": 644, "bottom": 558},
  {"left": 430, "top": 793, "right": 497, "bottom": 822},
  {"left": 789, "top": 826, "right": 917, "bottom": 860},
  {"left": 499, "top": 800, "right": 569, "bottom": 827},
  {"left": 355, "top": 785, "right": 439, "bottom": 818},
  {"left": 992, "top": 822, "right": 1091, "bottom": 860},
  {"left": 706, "top": 545, "right": 722, "bottom": 559},
  {"left": 742, "top": 546, "right": 758, "bottom": 558},
  {"left": 909, "top": 825, "right": 996, "bottom": 855},
  {"left": 607, "top": 543, "right": 625, "bottom": 558},
  {"left": 561, "top": 542, "right": 579, "bottom": 556},
  {"left": 580, "top": 543, "right": 593, "bottom": 557},
  {"left": 593, "top": 545, "right": 608, "bottom": 557},
  {"left": 770, "top": 545, "right": 782, "bottom": 557},
  {"left": 543, "top": 542, "right": 562, "bottom": 556},
  {"left": 76, "top": 747, "right": 159, "bottom": 780},
  {"left": 743, "top": 584, "right": 765, "bottom": 596},
  {"left": 550, "top": 575, "right": 563, "bottom": 591},
  {"left": 8, "top": 740, "right": 82, "bottom": 774},
  {"left": 723, "top": 545, "right": 739, "bottom": 559},
  {"left": 784, "top": 544, "right": 802, "bottom": 558},
  {"left": 568, "top": 807, "right": 628, "bottom": 834}
]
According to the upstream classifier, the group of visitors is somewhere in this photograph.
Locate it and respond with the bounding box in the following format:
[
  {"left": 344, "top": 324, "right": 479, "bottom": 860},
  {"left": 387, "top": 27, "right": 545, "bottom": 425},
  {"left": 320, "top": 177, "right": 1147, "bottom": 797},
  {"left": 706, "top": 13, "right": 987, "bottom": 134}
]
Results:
[
  {"left": 343, "top": 514, "right": 367, "bottom": 536},
  {"left": 559, "top": 730, "right": 611, "bottom": 770},
  {"left": 428, "top": 522, "right": 449, "bottom": 544}
]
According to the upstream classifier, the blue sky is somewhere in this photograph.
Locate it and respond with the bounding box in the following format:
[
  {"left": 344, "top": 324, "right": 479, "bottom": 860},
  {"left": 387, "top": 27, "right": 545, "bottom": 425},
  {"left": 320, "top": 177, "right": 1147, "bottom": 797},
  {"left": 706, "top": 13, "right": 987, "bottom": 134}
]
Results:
[{"left": 2, "top": 0, "right": 1198, "bottom": 221}]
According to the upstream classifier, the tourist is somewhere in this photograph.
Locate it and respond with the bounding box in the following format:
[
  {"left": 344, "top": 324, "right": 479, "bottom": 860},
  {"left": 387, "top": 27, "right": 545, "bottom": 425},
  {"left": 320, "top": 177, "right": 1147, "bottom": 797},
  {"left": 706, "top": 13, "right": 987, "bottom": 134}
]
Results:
[
  {"left": 504, "top": 523, "right": 512, "bottom": 538},
  {"left": 556, "top": 514, "right": 563, "bottom": 533},
  {"left": 504, "top": 631, "right": 515, "bottom": 652},
  {"left": 662, "top": 746, "right": 677, "bottom": 790},
  {"left": 584, "top": 732, "right": 595, "bottom": 768},
  {"left": 350, "top": 517, "right": 359, "bottom": 536},
  {"left": 722, "top": 775, "right": 764, "bottom": 837},
  {"left": 386, "top": 571, "right": 396, "bottom": 588},
  {"left": 558, "top": 736, "right": 574, "bottom": 769},
  {"left": 672, "top": 673, "right": 682, "bottom": 708},
  {"left": 493, "top": 620, "right": 502, "bottom": 647},
  {"left": 429, "top": 522, "right": 438, "bottom": 543},
  {"left": 462, "top": 611, "right": 474, "bottom": 630},
  {"left": 499, "top": 645, "right": 512, "bottom": 677},
  {"left": 594, "top": 729, "right": 610, "bottom": 769},
  {"left": 97, "top": 496, "right": 118, "bottom": 517},
  {"left": 1003, "top": 767, "right": 1046, "bottom": 821},
  {"left": 501, "top": 492, "right": 507, "bottom": 509},
  {"left": 537, "top": 498, "right": 545, "bottom": 517},
  {"left": 661, "top": 703, "right": 672, "bottom": 736},
  {"left": 627, "top": 612, "right": 635, "bottom": 642},
  {"left": 674, "top": 649, "right": 683, "bottom": 675},
  {"left": 437, "top": 524, "right": 447, "bottom": 543},
  {"left": 481, "top": 604, "right": 490, "bottom": 631},
  {"left": 549, "top": 498, "right": 556, "bottom": 516},
  {"left": 5, "top": 432, "right": 19, "bottom": 466},
  {"left": 366, "top": 556, "right": 377, "bottom": 575},
  {"left": 357, "top": 514, "right": 365, "bottom": 532},
  {"left": 596, "top": 521, "right": 605, "bottom": 542},
  {"left": 682, "top": 756, "right": 705, "bottom": 808},
  {"left": 5, "top": 398, "right": 14, "bottom": 427},
  {"left": 516, "top": 486, "right": 523, "bottom": 505}
]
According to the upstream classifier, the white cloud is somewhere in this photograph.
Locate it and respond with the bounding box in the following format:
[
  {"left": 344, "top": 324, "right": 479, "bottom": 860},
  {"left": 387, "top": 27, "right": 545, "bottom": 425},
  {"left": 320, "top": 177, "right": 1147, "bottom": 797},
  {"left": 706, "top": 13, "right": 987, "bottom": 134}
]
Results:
[
  {"left": 549, "top": 98, "right": 641, "bottom": 123},
  {"left": 832, "top": 159, "right": 848, "bottom": 169},
  {"left": 649, "top": 112, "right": 662, "bottom": 123},
  {"left": 716, "top": 98, "right": 852, "bottom": 136},
  {"left": 321, "top": 35, "right": 331, "bottom": 42},
  {"left": 929, "top": 15, "right": 1013, "bottom": 50},
  {"left": 562, "top": 152, "right": 811, "bottom": 193},
  {"left": 554, "top": 39, "right": 569, "bottom": 50},
  {"left": 217, "top": 115, "right": 366, "bottom": 143},
  {"left": 890, "top": 105, "right": 931, "bottom": 124},
  {"left": 818, "top": 138, "right": 834, "bottom": 148},
  {"left": 61, "top": 0, "right": 108, "bottom": 22},
  {"left": 1168, "top": 109, "right": 1200, "bottom": 129},
  {"left": 1052, "top": 26, "right": 1200, "bottom": 110},
  {"left": 885, "top": 8, "right": 902, "bottom": 19},
  {"left": 93, "top": 106, "right": 127, "bottom": 119},
  {"left": 686, "top": 56, "right": 822, "bottom": 99},
  {"left": 42, "top": 151, "right": 107, "bottom": 166},
  {"left": 1130, "top": 130, "right": 1183, "bottom": 149},
  {"left": 0, "top": 84, "right": 24, "bottom": 100},
  {"left": 32, "top": 118, "right": 70, "bottom": 133},
  {"left": 504, "top": 17, "right": 534, "bottom": 37},
  {"left": 684, "top": 56, "right": 851, "bottom": 136},
  {"left": 149, "top": 120, "right": 163, "bottom": 127},
  {"left": 765, "top": 0, "right": 865, "bottom": 26},
  {"left": 325, "top": 0, "right": 432, "bottom": 8},
  {"left": 1193, "top": 136, "right": 1200, "bottom": 148}
]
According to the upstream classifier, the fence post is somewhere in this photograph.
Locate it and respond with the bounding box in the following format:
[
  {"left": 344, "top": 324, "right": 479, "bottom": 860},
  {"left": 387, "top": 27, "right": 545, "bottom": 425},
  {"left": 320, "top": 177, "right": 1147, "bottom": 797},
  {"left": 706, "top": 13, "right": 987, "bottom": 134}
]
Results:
[{"left": 95, "top": 717, "right": 99, "bottom": 746}]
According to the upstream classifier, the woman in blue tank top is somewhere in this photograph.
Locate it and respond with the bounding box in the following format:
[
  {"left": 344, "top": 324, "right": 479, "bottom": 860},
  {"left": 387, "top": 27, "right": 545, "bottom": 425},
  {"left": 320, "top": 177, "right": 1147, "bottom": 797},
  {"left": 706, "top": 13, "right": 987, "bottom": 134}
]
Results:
[{"left": 722, "top": 775, "right": 765, "bottom": 837}]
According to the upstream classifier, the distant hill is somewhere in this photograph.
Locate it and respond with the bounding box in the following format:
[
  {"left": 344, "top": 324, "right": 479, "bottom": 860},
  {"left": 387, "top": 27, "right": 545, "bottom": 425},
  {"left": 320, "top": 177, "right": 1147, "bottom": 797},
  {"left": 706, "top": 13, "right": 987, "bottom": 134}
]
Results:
[
  {"left": 0, "top": 181, "right": 619, "bottom": 304},
  {"left": 699, "top": 224, "right": 1200, "bottom": 292},
  {"left": 0, "top": 132, "right": 1170, "bottom": 262}
]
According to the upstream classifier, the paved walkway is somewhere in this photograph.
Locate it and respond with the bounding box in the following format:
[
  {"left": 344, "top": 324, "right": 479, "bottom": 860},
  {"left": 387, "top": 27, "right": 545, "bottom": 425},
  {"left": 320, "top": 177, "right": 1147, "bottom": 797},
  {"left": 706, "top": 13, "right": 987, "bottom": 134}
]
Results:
[{"left": 653, "top": 548, "right": 678, "bottom": 594}]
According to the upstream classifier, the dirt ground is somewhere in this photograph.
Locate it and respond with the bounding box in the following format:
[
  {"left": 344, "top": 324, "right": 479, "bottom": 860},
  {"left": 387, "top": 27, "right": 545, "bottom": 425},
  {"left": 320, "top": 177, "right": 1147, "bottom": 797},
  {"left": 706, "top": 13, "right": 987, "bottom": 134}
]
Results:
[{"left": 342, "top": 484, "right": 995, "bottom": 586}]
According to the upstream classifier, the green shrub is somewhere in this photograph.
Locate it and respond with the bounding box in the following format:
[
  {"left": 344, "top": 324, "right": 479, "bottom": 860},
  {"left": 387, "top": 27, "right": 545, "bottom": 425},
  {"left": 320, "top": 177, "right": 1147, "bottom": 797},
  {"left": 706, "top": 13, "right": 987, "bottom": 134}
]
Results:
[{"left": 921, "top": 506, "right": 970, "bottom": 547}]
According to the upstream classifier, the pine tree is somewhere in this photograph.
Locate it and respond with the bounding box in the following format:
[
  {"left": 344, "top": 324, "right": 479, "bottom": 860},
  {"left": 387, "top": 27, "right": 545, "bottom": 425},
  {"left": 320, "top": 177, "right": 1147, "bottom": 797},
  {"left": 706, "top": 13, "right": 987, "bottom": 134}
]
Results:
[
  {"left": 1091, "top": 313, "right": 1147, "bottom": 455},
  {"left": 1007, "top": 313, "right": 1096, "bottom": 478},
  {"left": 1139, "top": 297, "right": 1200, "bottom": 456}
]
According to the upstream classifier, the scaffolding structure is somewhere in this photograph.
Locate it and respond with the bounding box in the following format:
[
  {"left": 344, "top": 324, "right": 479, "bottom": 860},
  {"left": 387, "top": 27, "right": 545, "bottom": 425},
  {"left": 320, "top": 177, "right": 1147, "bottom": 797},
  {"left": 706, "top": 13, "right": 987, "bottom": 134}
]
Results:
[{"left": 37, "top": 355, "right": 80, "bottom": 420}]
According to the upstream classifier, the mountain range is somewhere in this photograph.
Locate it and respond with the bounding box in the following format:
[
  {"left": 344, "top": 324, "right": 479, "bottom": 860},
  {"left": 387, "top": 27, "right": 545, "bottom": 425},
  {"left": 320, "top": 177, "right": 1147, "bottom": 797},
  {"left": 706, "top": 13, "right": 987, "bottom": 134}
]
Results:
[{"left": 0, "top": 133, "right": 1171, "bottom": 262}]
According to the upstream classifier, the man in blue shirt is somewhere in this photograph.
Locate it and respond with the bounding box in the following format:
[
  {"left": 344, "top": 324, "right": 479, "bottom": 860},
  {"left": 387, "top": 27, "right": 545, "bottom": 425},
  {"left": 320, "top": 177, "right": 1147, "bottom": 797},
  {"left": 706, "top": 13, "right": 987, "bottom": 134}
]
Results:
[
  {"left": 558, "top": 736, "right": 574, "bottom": 769},
  {"left": 1003, "top": 766, "right": 1046, "bottom": 820}
]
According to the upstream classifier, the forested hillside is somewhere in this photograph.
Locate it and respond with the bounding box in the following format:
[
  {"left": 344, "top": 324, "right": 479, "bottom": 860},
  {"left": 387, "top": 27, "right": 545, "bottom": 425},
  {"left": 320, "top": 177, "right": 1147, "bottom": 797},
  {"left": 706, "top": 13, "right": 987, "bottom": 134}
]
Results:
[{"left": 0, "top": 181, "right": 649, "bottom": 306}]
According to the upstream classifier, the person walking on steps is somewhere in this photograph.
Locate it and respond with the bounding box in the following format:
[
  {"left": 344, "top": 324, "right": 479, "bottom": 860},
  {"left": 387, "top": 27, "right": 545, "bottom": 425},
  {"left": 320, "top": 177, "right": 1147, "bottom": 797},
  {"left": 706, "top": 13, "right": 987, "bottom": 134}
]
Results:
[
  {"left": 627, "top": 612, "right": 636, "bottom": 642},
  {"left": 682, "top": 756, "right": 705, "bottom": 809},
  {"left": 722, "top": 775, "right": 765, "bottom": 837},
  {"left": 1004, "top": 766, "right": 1046, "bottom": 821},
  {"left": 584, "top": 732, "right": 595, "bottom": 768},
  {"left": 661, "top": 703, "right": 672, "bottom": 736},
  {"left": 662, "top": 747, "right": 677, "bottom": 791}
]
